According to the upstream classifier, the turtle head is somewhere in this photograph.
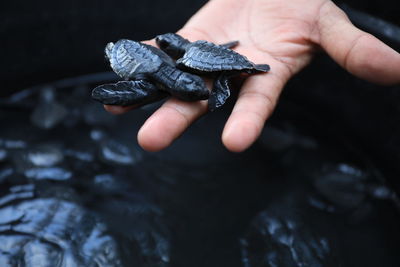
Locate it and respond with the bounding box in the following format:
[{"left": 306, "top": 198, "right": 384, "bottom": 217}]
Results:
[
  {"left": 155, "top": 33, "right": 189, "bottom": 58},
  {"left": 105, "top": 42, "right": 115, "bottom": 60},
  {"left": 174, "top": 72, "right": 209, "bottom": 101}
]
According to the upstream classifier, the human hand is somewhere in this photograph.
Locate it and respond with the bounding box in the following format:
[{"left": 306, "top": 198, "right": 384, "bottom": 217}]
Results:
[{"left": 105, "top": 0, "right": 400, "bottom": 152}]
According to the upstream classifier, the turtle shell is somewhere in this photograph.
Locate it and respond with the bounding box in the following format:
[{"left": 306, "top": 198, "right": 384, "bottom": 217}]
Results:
[
  {"left": 108, "top": 40, "right": 175, "bottom": 80},
  {"left": 177, "top": 40, "right": 256, "bottom": 72}
]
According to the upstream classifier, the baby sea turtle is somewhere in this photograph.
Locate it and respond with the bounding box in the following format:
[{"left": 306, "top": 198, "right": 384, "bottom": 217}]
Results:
[
  {"left": 92, "top": 39, "right": 209, "bottom": 106},
  {"left": 155, "top": 33, "right": 270, "bottom": 111}
]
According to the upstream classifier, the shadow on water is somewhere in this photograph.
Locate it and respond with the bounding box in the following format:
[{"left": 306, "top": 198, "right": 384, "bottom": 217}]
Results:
[{"left": 0, "top": 61, "right": 399, "bottom": 266}]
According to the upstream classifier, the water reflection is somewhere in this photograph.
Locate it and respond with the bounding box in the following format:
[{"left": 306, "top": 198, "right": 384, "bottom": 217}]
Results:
[{"left": 0, "top": 73, "right": 399, "bottom": 267}]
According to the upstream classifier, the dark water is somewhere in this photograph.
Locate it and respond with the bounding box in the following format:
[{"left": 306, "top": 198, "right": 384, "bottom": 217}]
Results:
[{"left": 0, "top": 73, "right": 399, "bottom": 267}]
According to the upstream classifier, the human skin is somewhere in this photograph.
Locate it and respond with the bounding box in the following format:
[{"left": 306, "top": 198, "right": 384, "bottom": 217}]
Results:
[{"left": 104, "top": 0, "right": 400, "bottom": 152}]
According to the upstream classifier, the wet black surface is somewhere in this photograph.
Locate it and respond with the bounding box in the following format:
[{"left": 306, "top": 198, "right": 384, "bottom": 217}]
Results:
[{"left": 0, "top": 70, "right": 400, "bottom": 266}]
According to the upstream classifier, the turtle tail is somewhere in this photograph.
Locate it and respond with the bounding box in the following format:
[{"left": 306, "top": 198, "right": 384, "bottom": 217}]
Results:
[{"left": 254, "top": 64, "right": 270, "bottom": 72}]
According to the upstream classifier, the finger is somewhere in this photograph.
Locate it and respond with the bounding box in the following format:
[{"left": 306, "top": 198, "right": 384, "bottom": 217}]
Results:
[
  {"left": 222, "top": 61, "right": 289, "bottom": 152},
  {"left": 316, "top": 1, "right": 400, "bottom": 85},
  {"left": 137, "top": 98, "right": 208, "bottom": 151}
]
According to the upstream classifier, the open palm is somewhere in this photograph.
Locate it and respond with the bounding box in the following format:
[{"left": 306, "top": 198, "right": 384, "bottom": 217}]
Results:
[{"left": 105, "top": 0, "right": 400, "bottom": 152}]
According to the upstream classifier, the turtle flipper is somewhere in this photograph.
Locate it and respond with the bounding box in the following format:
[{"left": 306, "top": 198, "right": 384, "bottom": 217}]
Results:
[
  {"left": 254, "top": 64, "right": 270, "bottom": 72},
  {"left": 92, "top": 80, "right": 168, "bottom": 106},
  {"left": 208, "top": 73, "right": 232, "bottom": 112},
  {"left": 220, "top": 40, "right": 239, "bottom": 49},
  {"left": 243, "top": 64, "right": 271, "bottom": 74}
]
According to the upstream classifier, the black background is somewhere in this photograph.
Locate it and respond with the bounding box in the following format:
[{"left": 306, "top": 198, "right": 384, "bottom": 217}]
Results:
[
  {"left": 0, "top": 0, "right": 399, "bottom": 95},
  {"left": 1, "top": 0, "right": 206, "bottom": 95}
]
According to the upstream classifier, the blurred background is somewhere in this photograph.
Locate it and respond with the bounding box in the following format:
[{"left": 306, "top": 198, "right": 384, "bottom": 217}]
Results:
[{"left": 1, "top": 0, "right": 206, "bottom": 95}]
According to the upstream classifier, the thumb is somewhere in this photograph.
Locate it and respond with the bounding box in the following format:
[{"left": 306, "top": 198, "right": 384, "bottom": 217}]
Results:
[{"left": 316, "top": 1, "right": 400, "bottom": 85}]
